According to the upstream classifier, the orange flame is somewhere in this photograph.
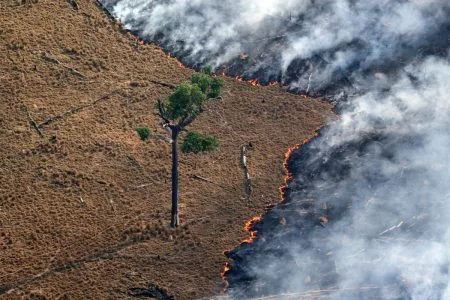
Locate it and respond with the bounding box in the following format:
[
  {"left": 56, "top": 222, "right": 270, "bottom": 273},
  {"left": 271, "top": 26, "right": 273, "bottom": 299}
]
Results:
[
  {"left": 221, "top": 262, "right": 231, "bottom": 278},
  {"left": 221, "top": 262, "right": 231, "bottom": 290},
  {"left": 220, "top": 101, "right": 328, "bottom": 289},
  {"left": 235, "top": 76, "right": 261, "bottom": 86},
  {"left": 165, "top": 52, "right": 188, "bottom": 69},
  {"left": 249, "top": 79, "right": 259, "bottom": 86}
]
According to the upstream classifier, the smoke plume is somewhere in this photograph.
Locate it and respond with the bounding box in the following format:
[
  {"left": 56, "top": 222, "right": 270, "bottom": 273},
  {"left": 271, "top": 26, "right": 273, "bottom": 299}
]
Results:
[
  {"left": 99, "top": 0, "right": 450, "bottom": 298},
  {"left": 100, "top": 0, "right": 448, "bottom": 96}
]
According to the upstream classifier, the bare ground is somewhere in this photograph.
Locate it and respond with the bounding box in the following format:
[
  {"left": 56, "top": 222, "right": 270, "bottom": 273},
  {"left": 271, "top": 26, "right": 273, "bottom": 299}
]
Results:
[{"left": 0, "top": 1, "right": 334, "bottom": 299}]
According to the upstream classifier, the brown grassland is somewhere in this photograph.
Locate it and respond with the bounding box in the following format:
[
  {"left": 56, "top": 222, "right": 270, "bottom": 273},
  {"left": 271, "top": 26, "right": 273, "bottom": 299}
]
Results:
[{"left": 0, "top": 1, "right": 333, "bottom": 299}]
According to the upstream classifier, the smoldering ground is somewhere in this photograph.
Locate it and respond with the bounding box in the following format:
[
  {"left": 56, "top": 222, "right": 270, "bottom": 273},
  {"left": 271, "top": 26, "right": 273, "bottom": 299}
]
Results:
[{"left": 99, "top": 0, "right": 450, "bottom": 298}]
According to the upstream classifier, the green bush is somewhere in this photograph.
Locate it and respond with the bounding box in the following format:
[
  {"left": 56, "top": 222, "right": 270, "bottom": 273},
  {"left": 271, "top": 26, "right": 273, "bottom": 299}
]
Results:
[
  {"left": 190, "top": 67, "right": 224, "bottom": 98},
  {"left": 136, "top": 127, "right": 151, "bottom": 141},
  {"left": 208, "top": 77, "right": 224, "bottom": 98},
  {"left": 182, "top": 131, "right": 218, "bottom": 153}
]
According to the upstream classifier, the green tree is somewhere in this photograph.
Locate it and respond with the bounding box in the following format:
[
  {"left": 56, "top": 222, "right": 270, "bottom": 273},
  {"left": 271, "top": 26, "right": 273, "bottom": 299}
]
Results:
[{"left": 156, "top": 69, "right": 223, "bottom": 227}]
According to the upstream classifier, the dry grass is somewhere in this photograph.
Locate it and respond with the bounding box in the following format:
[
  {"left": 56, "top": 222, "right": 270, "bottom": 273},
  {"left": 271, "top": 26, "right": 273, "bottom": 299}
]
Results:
[{"left": 0, "top": 0, "right": 333, "bottom": 299}]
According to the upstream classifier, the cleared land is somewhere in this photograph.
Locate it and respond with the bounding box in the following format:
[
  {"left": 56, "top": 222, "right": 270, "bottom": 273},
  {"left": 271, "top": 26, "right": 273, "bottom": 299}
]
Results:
[{"left": 0, "top": 1, "right": 333, "bottom": 299}]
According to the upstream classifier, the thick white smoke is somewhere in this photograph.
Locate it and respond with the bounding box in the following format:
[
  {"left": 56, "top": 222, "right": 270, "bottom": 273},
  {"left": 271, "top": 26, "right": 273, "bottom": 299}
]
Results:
[
  {"left": 286, "top": 54, "right": 450, "bottom": 299},
  {"left": 100, "top": 0, "right": 448, "bottom": 95},
  {"left": 98, "top": 0, "right": 450, "bottom": 298}
]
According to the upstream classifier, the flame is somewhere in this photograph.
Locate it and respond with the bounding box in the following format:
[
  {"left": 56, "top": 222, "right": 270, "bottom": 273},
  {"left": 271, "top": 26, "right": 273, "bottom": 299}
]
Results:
[
  {"left": 131, "top": 35, "right": 145, "bottom": 45},
  {"left": 279, "top": 129, "right": 324, "bottom": 202},
  {"left": 220, "top": 92, "right": 328, "bottom": 288},
  {"left": 244, "top": 216, "right": 261, "bottom": 232},
  {"left": 249, "top": 79, "right": 259, "bottom": 86},
  {"left": 221, "top": 262, "right": 231, "bottom": 290},
  {"left": 165, "top": 52, "right": 188, "bottom": 69},
  {"left": 235, "top": 76, "right": 261, "bottom": 86},
  {"left": 221, "top": 262, "right": 231, "bottom": 278}
]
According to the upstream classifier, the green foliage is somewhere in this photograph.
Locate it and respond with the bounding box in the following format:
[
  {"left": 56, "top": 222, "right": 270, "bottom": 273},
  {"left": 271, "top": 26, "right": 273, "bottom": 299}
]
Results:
[
  {"left": 182, "top": 131, "right": 219, "bottom": 153},
  {"left": 158, "top": 68, "right": 223, "bottom": 126},
  {"left": 190, "top": 68, "right": 224, "bottom": 98},
  {"left": 208, "top": 77, "right": 224, "bottom": 98},
  {"left": 166, "top": 83, "right": 206, "bottom": 120},
  {"left": 202, "top": 65, "right": 213, "bottom": 75},
  {"left": 136, "top": 127, "right": 151, "bottom": 141}
]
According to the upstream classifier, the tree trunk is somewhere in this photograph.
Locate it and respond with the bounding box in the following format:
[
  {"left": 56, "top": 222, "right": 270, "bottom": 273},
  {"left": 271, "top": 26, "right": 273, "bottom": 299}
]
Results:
[{"left": 170, "top": 126, "right": 180, "bottom": 227}]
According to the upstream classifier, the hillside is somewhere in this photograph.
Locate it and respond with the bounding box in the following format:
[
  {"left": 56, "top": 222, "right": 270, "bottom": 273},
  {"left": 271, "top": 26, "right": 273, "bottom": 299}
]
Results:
[{"left": 0, "top": 1, "right": 333, "bottom": 299}]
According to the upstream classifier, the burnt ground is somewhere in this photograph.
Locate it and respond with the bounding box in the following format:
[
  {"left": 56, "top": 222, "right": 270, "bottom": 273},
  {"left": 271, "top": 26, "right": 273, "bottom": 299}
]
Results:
[{"left": 0, "top": 1, "right": 333, "bottom": 299}]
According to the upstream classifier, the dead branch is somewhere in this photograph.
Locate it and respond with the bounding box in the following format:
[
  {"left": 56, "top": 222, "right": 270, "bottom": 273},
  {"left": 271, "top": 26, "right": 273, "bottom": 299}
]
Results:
[
  {"left": 38, "top": 90, "right": 120, "bottom": 128},
  {"left": 379, "top": 221, "right": 404, "bottom": 236},
  {"left": 191, "top": 174, "right": 234, "bottom": 191},
  {"left": 134, "top": 183, "right": 152, "bottom": 189},
  {"left": 148, "top": 79, "right": 176, "bottom": 89},
  {"left": 156, "top": 99, "right": 171, "bottom": 124},
  {"left": 41, "top": 52, "right": 85, "bottom": 78},
  {"left": 240, "top": 145, "right": 252, "bottom": 200},
  {"left": 22, "top": 105, "right": 43, "bottom": 137}
]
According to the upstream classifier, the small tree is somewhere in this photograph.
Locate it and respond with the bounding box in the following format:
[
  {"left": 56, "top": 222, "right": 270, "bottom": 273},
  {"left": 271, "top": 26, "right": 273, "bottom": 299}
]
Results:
[{"left": 156, "top": 68, "right": 223, "bottom": 227}]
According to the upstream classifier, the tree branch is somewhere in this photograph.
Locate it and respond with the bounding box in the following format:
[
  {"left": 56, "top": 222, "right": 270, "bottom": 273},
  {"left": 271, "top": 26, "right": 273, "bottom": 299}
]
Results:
[
  {"left": 156, "top": 99, "right": 170, "bottom": 124},
  {"left": 179, "top": 116, "right": 194, "bottom": 128}
]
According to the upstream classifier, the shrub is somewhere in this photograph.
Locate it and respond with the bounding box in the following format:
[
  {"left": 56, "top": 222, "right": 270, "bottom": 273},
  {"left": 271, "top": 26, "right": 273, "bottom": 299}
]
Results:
[
  {"left": 182, "top": 131, "right": 218, "bottom": 153},
  {"left": 208, "top": 77, "right": 224, "bottom": 98},
  {"left": 136, "top": 127, "right": 151, "bottom": 141},
  {"left": 190, "top": 67, "right": 224, "bottom": 99}
]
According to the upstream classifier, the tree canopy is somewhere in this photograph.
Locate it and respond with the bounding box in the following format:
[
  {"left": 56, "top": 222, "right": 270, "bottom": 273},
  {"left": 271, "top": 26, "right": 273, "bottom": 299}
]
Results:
[{"left": 157, "top": 68, "right": 224, "bottom": 127}]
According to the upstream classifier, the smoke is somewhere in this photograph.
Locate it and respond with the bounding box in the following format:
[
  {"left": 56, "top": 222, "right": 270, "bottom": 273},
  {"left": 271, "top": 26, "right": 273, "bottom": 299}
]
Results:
[
  {"left": 98, "top": 0, "right": 450, "bottom": 299},
  {"left": 101, "top": 0, "right": 448, "bottom": 96},
  {"left": 221, "top": 54, "right": 450, "bottom": 299}
]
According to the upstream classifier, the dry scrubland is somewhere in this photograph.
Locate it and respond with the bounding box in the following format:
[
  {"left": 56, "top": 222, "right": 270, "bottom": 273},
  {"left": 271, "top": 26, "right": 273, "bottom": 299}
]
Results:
[{"left": 0, "top": 1, "right": 333, "bottom": 299}]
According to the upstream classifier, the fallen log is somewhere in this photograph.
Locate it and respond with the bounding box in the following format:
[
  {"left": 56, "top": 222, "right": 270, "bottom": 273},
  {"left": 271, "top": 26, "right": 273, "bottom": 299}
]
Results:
[
  {"left": 240, "top": 145, "right": 252, "bottom": 200},
  {"left": 191, "top": 174, "right": 234, "bottom": 191},
  {"left": 41, "top": 52, "right": 85, "bottom": 78},
  {"left": 38, "top": 90, "right": 120, "bottom": 128},
  {"left": 22, "top": 104, "right": 43, "bottom": 137}
]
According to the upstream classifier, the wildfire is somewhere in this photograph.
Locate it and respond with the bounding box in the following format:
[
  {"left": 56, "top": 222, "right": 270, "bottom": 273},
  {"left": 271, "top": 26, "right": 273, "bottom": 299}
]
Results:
[
  {"left": 166, "top": 52, "right": 188, "bottom": 69},
  {"left": 235, "top": 76, "right": 261, "bottom": 86},
  {"left": 221, "top": 262, "right": 231, "bottom": 278},
  {"left": 278, "top": 131, "right": 323, "bottom": 202},
  {"left": 131, "top": 34, "right": 145, "bottom": 45},
  {"left": 249, "top": 79, "right": 259, "bottom": 86},
  {"left": 221, "top": 124, "right": 324, "bottom": 287},
  {"left": 221, "top": 262, "right": 231, "bottom": 290},
  {"left": 244, "top": 216, "right": 261, "bottom": 232}
]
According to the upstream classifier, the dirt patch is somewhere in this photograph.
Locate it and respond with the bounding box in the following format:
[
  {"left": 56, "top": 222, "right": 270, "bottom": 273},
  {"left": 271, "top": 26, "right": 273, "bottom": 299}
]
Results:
[{"left": 0, "top": 0, "right": 333, "bottom": 299}]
